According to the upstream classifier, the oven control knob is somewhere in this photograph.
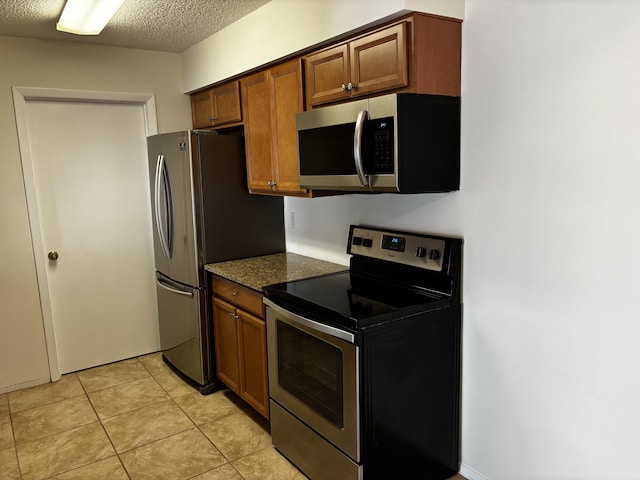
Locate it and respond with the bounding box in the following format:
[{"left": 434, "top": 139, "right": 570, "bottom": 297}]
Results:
[
  {"left": 415, "top": 246, "right": 427, "bottom": 257},
  {"left": 352, "top": 236, "right": 363, "bottom": 246},
  {"left": 428, "top": 249, "right": 441, "bottom": 260},
  {"left": 362, "top": 238, "right": 373, "bottom": 248}
]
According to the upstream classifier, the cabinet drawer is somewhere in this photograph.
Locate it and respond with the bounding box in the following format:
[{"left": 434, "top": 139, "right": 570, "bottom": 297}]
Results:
[{"left": 212, "top": 276, "right": 264, "bottom": 318}]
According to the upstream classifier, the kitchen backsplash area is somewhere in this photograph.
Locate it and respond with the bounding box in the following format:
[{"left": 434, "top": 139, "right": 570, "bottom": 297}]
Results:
[{"left": 283, "top": 192, "right": 460, "bottom": 265}]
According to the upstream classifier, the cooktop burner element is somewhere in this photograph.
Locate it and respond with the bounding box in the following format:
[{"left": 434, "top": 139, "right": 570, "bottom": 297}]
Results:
[
  {"left": 269, "top": 271, "right": 443, "bottom": 325},
  {"left": 265, "top": 225, "right": 461, "bottom": 330}
]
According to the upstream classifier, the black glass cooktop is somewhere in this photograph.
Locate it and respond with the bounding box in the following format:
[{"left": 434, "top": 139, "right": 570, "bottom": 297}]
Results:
[{"left": 265, "top": 271, "right": 443, "bottom": 326}]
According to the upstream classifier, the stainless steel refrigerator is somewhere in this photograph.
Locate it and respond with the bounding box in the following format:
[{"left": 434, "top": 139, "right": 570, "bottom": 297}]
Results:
[{"left": 147, "top": 130, "right": 285, "bottom": 393}]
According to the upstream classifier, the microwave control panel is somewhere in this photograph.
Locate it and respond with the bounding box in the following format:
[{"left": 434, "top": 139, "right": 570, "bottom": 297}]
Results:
[
  {"left": 348, "top": 225, "right": 447, "bottom": 272},
  {"left": 367, "top": 117, "right": 394, "bottom": 173}
]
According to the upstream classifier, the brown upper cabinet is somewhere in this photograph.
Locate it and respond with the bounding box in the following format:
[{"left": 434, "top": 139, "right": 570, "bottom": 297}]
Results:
[
  {"left": 241, "top": 58, "right": 310, "bottom": 196},
  {"left": 189, "top": 12, "right": 461, "bottom": 195},
  {"left": 304, "top": 13, "right": 461, "bottom": 108},
  {"left": 191, "top": 80, "right": 242, "bottom": 128}
]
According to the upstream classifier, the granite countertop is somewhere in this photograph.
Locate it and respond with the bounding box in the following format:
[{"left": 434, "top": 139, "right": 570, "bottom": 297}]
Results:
[{"left": 204, "top": 252, "right": 348, "bottom": 292}]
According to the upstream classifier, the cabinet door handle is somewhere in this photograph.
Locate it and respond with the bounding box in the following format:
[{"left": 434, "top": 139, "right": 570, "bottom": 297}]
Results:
[
  {"left": 231, "top": 291, "right": 237, "bottom": 297},
  {"left": 346, "top": 82, "right": 354, "bottom": 91}
]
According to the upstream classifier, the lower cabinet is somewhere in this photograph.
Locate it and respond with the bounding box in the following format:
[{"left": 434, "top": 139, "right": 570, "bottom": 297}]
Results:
[{"left": 212, "top": 276, "right": 269, "bottom": 419}]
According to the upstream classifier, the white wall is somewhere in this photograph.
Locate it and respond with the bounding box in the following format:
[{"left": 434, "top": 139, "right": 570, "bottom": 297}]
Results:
[
  {"left": 181, "top": 0, "right": 464, "bottom": 93},
  {"left": 287, "top": 1, "right": 640, "bottom": 479},
  {"left": 0, "top": 35, "right": 191, "bottom": 391}
]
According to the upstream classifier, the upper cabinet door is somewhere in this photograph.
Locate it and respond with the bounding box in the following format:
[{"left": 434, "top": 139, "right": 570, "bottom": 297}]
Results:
[
  {"left": 241, "top": 70, "right": 275, "bottom": 193},
  {"left": 191, "top": 80, "right": 241, "bottom": 129},
  {"left": 191, "top": 90, "right": 214, "bottom": 128},
  {"left": 304, "top": 23, "right": 408, "bottom": 108},
  {"left": 270, "top": 59, "right": 308, "bottom": 195},
  {"left": 349, "top": 22, "right": 408, "bottom": 98},
  {"left": 303, "top": 14, "right": 460, "bottom": 109},
  {"left": 304, "top": 44, "right": 350, "bottom": 108},
  {"left": 212, "top": 81, "right": 242, "bottom": 125},
  {"left": 242, "top": 59, "right": 309, "bottom": 196}
]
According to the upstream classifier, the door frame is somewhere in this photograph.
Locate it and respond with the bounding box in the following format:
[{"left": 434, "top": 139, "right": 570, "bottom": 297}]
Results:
[{"left": 12, "top": 87, "right": 158, "bottom": 381}]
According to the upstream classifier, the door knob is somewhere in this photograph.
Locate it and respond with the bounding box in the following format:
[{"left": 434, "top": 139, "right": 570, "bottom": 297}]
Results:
[{"left": 48, "top": 251, "right": 59, "bottom": 261}]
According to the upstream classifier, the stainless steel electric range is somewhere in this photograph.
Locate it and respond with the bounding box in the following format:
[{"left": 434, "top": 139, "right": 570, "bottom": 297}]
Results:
[{"left": 263, "top": 225, "right": 462, "bottom": 480}]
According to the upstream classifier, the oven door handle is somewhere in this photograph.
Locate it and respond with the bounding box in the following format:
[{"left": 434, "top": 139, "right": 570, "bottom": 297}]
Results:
[{"left": 264, "top": 298, "right": 355, "bottom": 344}]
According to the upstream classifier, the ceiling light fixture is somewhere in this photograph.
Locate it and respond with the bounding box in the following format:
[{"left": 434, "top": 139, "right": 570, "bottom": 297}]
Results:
[{"left": 56, "top": 0, "right": 125, "bottom": 35}]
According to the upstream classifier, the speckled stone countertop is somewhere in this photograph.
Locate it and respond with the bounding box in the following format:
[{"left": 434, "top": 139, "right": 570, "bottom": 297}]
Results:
[{"left": 204, "top": 252, "right": 348, "bottom": 292}]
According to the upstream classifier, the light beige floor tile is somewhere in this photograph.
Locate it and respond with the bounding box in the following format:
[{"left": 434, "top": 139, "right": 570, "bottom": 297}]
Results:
[
  {"left": 154, "top": 371, "right": 197, "bottom": 397},
  {"left": 138, "top": 352, "right": 173, "bottom": 377},
  {"left": 200, "top": 411, "right": 271, "bottom": 461},
  {"left": 119, "top": 428, "right": 226, "bottom": 480},
  {"left": 87, "top": 376, "right": 169, "bottom": 419},
  {"left": 0, "top": 393, "right": 9, "bottom": 416},
  {"left": 16, "top": 422, "right": 114, "bottom": 480},
  {"left": 102, "top": 399, "right": 194, "bottom": 453},
  {"left": 191, "top": 463, "right": 245, "bottom": 480},
  {"left": 12, "top": 395, "right": 97, "bottom": 444},
  {"left": 173, "top": 390, "right": 247, "bottom": 426},
  {"left": 231, "top": 446, "right": 307, "bottom": 480},
  {"left": 8, "top": 375, "right": 84, "bottom": 413},
  {"left": 49, "top": 456, "right": 129, "bottom": 479},
  {"left": 0, "top": 414, "right": 14, "bottom": 450},
  {"left": 0, "top": 446, "right": 21, "bottom": 480},
  {"left": 76, "top": 358, "right": 150, "bottom": 393}
]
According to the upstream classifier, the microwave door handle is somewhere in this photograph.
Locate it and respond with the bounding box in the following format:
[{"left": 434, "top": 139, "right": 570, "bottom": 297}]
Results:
[{"left": 353, "top": 109, "right": 370, "bottom": 187}]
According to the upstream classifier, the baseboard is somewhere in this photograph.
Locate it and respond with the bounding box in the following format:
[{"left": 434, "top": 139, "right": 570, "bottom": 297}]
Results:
[
  {"left": 0, "top": 376, "right": 50, "bottom": 395},
  {"left": 460, "top": 463, "right": 490, "bottom": 480}
]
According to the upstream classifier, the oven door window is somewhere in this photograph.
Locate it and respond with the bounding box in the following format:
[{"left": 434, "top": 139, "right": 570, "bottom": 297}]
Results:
[{"left": 276, "top": 320, "right": 344, "bottom": 428}]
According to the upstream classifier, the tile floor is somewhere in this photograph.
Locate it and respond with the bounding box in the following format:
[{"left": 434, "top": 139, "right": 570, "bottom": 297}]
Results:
[{"left": 0, "top": 353, "right": 467, "bottom": 480}]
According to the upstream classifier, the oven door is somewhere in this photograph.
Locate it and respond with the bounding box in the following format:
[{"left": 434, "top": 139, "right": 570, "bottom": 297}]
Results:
[{"left": 264, "top": 298, "right": 360, "bottom": 462}]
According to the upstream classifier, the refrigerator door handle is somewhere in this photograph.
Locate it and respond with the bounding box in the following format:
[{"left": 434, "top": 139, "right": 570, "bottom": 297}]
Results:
[
  {"left": 154, "top": 154, "right": 173, "bottom": 259},
  {"left": 156, "top": 274, "right": 194, "bottom": 298}
]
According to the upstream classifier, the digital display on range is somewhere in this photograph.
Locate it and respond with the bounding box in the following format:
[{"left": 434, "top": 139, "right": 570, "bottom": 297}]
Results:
[{"left": 381, "top": 234, "right": 406, "bottom": 252}]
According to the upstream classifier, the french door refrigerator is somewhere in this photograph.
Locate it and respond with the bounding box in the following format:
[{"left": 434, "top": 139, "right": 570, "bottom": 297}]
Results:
[{"left": 147, "top": 130, "right": 285, "bottom": 393}]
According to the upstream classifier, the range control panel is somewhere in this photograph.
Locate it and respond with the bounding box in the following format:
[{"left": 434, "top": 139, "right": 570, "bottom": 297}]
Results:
[{"left": 348, "top": 225, "right": 447, "bottom": 271}]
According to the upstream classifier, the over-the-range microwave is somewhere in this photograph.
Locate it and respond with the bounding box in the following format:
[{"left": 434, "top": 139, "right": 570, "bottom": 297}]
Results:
[{"left": 296, "top": 93, "right": 460, "bottom": 193}]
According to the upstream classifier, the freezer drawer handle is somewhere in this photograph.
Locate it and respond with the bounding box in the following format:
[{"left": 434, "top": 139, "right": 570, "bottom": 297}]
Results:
[{"left": 155, "top": 276, "right": 194, "bottom": 298}]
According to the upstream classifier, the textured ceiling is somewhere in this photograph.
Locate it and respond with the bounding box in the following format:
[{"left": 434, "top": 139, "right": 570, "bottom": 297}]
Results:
[{"left": 0, "top": 0, "right": 272, "bottom": 53}]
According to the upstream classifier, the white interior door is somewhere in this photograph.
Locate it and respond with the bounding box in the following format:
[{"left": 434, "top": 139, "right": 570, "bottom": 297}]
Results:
[{"left": 22, "top": 97, "right": 160, "bottom": 374}]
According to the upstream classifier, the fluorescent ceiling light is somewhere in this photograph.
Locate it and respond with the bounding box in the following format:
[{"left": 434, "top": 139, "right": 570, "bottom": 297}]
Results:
[{"left": 56, "top": 0, "right": 125, "bottom": 35}]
